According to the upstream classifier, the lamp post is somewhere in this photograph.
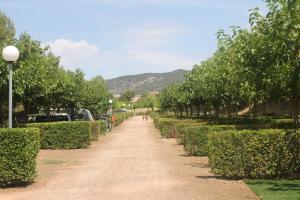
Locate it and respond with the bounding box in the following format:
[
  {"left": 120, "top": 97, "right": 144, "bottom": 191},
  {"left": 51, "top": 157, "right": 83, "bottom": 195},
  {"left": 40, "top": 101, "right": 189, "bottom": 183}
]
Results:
[
  {"left": 108, "top": 99, "right": 113, "bottom": 114},
  {"left": 2, "top": 46, "right": 19, "bottom": 128}
]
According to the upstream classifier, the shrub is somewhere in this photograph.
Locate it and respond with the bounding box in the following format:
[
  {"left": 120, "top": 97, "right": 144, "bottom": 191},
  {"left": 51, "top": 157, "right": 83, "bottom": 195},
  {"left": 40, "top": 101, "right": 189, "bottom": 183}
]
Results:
[
  {"left": 174, "top": 122, "right": 204, "bottom": 144},
  {"left": 90, "top": 121, "right": 101, "bottom": 141},
  {"left": 183, "top": 125, "right": 235, "bottom": 156},
  {"left": 208, "top": 129, "right": 300, "bottom": 179},
  {"left": 0, "top": 128, "right": 40, "bottom": 187},
  {"left": 98, "top": 120, "right": 107, "bottom": 134},
  {"left": 158, "top": 118, "right": 182, "bottom": 138},
  {"left": 158, "top": 118, "right": 198, "bottom": 138},
  {"left": 149, "top": 112, "right": 160, "bottom": 128},
  {"left": 114, "top": 112, "right": 133, "bottom": 127},
  {"left": 27, "top": 121, "right": 92, "bottom": 149}
]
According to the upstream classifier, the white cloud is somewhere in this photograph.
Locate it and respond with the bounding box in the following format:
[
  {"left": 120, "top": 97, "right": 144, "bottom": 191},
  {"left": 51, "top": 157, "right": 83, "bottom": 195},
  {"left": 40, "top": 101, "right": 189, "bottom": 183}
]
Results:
[
  {"left": 45, "top": 33, "right": 200, "bottom": 79},
  {"left": 123, "top": 24, "right": 183, "bottom": 49},
  {"left": 127, "top": 51, "right": 198, "bottom": 71},
  {"left": 46, "top": 39, "right": 101, "bottom": 70}
]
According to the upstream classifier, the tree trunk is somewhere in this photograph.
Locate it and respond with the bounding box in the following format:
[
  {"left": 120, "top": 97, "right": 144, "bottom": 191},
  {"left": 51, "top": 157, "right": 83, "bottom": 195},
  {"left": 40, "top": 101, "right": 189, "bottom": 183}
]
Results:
[
  {"left": 252, "top": 101, "right": 258, "bottom": 120},
  {"left": 185, "top": 105, "right": 189, "bottom": 117},
  {"left": 179, "top": 107, "right": 183, "bottom": 117},
  {"left": 291, "top": 97, "right": 299, "bottom": 129},
  {"left": 215, "top": 105, "right": 220, "bottom": 118},
  {"left": 190, "top": 106, "right": 194, "bottom": 117},
  {"left": 174, "top": 108, "right": 178, "bottom": 117},
  {"left": 197, "top": 104, "right": 200, "bottom": 118}
]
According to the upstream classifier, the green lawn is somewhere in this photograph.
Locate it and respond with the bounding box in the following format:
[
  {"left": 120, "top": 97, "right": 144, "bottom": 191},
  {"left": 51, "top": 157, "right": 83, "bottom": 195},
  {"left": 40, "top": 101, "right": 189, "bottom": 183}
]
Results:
[{"left": 245, "top": 179, "right": 300, "bottom": 200}]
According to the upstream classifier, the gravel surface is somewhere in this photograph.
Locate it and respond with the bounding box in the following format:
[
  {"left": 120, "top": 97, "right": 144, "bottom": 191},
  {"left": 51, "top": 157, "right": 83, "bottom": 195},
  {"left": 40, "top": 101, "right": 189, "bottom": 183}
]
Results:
[{"left": 0, "top": 116, "right": 258, "bottom": 200}]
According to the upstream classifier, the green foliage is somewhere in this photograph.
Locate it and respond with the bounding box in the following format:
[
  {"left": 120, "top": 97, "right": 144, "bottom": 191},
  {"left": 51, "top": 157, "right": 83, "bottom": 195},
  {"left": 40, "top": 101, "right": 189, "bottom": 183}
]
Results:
[
  {"left": 0, "top": 128, "right": 40, "bottom": 186},
  {"left": 119, "top": 90, "right": 135, "bottom": 102},
  {"left": 98, "top": 120, "right": 107, "bottom": 134},
  {"left": 90, "top": 121, "right": 101, "bottom": 141},
  {"left": 0, "top": 12, "right": 112, "bottom": 127},
  {"left": 149, "top": 111, "right": 160, "bottom": 128},
  {"left": 158, "top": 1, "right": 300, "bottom": 127},
  {"left": 174, "top": 122, "right": 206, "bottom": 144},
  {"left": 157, "top": 118, "right": 181, "bottom": 138},
  {"left": 207, "top": 129, "right": 300, "bottom": 179},
  {"left": 82, "top": 76, "right": 111, "bottom": 115},
  {"left": 114, "top": 112, "right": 134, "bottom": 127},
  {"left": 157, "top": 118, "right": 197, "bottom": 138},
  {"left": 26, "top": 122, "right": 92, "bottom": 149},
  {"left": 134, "top": 95, "right": 159, "bottom": 110},
  {"left": 182, "top": 125, "right": 235, "bottom": 156}
]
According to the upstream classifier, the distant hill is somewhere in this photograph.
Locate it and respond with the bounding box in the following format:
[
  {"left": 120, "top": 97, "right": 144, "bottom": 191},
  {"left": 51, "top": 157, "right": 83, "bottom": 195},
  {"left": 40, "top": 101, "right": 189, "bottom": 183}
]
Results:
[{"left": 106, "top": 69, "right": 189, "bottom": 95}]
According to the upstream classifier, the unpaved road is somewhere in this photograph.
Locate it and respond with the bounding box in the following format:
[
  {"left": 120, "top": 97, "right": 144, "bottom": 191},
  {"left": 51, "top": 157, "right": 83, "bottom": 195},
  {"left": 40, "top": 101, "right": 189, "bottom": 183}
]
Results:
[{"left": 0, "top": 116, "right": 258, "bottom": 200}]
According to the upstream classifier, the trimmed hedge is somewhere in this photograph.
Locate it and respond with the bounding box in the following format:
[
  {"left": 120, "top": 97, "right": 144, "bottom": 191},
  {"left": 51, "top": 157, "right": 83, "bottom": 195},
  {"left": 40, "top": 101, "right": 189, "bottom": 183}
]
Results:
[
  {"left": 90, "top": 121, "right": 101, "bottom": 141},
  {"left": 27, "top": 121, "right": 92, "bottom": 149},
  {"left": 174, "top": 122, "right": 204, "bottom": 144},
  {"left": 208, "top": 129, "right": 300, "bottom": 179},
  {"left": 149, "top": 112, "right": 160, "bottom": 128},
  {"left": 182, "top": 125, "right": 235, "bottom": 156},
  {"left": 114, "top": 112, "right": 134, "bottom": 127},
  {"left": 98, "top": 120, "right": 107, "bottom": 134},
  {"left": 0, "top": 128, "right": 40, "bottom": 186},
  {"left": 157, "top": 118, "right": 202, "bottom": 138}
]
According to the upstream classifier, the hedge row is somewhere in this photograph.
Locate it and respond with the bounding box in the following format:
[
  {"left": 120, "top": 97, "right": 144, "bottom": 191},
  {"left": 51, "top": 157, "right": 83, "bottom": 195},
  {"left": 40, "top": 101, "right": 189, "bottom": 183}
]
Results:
[
  {"left": 98, "top": 120, "right": 107, "bottom": 133},
  {"left": 208, "top": 129, "right": 300, "bottom": 179},
  {"left": 181, "top": 125, "right": 236, "bottom": 156},
  {"left": 114, "top": 112, "right": 134, "bottom": 127},
  {"left": 156, "top": 118, "right": 202, "bottom": 138},
  {"left": 91, "top": 121, "right": 101, "bottom": 141},
  {"left": 27, "top": 121, "right": 92, "bottom": 149},
  {"left": 0, "top": 128, "right": 40, "bottom": 187},
  {"left": 151, "top": 112, "right": 300, "bottom": 179}
]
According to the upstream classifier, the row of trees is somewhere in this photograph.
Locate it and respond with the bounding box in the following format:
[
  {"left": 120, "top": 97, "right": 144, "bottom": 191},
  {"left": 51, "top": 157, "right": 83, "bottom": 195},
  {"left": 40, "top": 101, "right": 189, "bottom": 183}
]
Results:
[
  {"left": 160, "top": 0, "right": 300, "bottom": 127},
  {"left": 0, "top": 12, "right": 111, "bottom": 126}
]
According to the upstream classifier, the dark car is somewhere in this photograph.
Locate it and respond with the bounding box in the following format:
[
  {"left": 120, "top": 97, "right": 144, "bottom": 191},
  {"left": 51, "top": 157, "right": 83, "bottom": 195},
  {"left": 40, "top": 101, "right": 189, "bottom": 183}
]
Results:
[{"left": 28, "top": 113, "right": 71, "bottom": 123}]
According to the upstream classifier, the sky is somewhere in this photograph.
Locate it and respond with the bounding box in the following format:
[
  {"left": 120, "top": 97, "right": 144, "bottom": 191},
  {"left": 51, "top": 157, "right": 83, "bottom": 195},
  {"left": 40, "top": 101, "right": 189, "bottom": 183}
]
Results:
[{"left": 0, "top": 0, "right": 266, "bottom": 79}]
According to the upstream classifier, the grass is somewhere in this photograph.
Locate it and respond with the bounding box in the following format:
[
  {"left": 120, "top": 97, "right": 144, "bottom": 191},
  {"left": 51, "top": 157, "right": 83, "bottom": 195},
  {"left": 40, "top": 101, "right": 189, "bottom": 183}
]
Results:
[{"left": 245, "top": 179, "right": 300, "bottom": 200}]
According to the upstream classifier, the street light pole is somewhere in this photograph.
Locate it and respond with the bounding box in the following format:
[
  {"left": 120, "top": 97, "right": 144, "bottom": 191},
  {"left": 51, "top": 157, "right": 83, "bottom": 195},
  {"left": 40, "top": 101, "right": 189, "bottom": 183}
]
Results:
[
  {"left": 8, "top": 63, "right": 13, "bottom": 128},
  {"left": 2, "top": 46, "right": 20, "bottom": 128}
]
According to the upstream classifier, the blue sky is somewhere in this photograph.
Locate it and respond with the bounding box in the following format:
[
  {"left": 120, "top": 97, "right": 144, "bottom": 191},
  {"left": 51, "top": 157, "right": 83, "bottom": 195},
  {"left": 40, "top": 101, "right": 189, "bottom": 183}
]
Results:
[{"left": 0, "top": 0, "right": 266, "bottom": 79}]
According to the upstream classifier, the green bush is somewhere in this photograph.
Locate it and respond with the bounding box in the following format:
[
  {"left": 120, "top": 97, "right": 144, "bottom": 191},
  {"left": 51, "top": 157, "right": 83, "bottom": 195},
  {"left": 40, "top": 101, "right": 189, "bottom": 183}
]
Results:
[
  {"left": 0, "top": 128, "right": 40, "bottom": 186},
  {"left": 208, "top": 129, "right": 300, "bottom": 179},
  {"left": 174, "top": 122, "right": 204, "bottom": 144},
  {"left": 98, "top": 120, "right": 107, "bottom": 134},
  {"left": 90, "top": 121, "right": 101, "bottom": 141},
  {"left": 183, "top": 125, "right": 235, "bottom": 156},
  {"left": 149, "top": 112, "right": 160, "bottom": 128},
  {"left": 158, "top": 118, "right": 198, "bottom": 138},
  {"left": 158, "top": 118, "right": 181, "bottom": 138},
  {"left": 27, "top": 121, "right": 92, "bottom": 149},
  {"left": 114, "top": 112, "right": 133, "bottom": 127}
]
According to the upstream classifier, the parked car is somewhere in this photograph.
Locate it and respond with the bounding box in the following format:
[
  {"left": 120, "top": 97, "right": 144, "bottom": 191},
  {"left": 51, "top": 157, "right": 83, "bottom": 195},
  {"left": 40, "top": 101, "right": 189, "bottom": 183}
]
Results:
[
  {"left": 113, "top": 109, "right": 128, "bottom": 113},
  {"left": 28, "top": 113, "right": 71, "bottom": 123}
]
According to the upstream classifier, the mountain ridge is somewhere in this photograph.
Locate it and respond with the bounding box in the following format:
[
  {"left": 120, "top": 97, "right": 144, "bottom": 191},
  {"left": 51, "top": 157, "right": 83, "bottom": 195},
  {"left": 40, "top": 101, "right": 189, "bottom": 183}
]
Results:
[{"left": 106, "top": 69, "right": 189, "bottom": 95}]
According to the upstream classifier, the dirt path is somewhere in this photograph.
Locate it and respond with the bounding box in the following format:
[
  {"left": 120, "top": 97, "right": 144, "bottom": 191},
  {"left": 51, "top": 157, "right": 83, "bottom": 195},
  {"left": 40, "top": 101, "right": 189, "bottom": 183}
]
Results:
[{"left": 0, "top": 116, "right": 258, "bottom": 200}]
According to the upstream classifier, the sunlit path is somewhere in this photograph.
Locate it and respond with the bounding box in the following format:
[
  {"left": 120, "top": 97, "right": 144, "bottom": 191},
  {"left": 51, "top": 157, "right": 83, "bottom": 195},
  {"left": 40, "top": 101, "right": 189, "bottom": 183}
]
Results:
[{"left": 0, "top": 116, "right": 258, "bottom": 200}]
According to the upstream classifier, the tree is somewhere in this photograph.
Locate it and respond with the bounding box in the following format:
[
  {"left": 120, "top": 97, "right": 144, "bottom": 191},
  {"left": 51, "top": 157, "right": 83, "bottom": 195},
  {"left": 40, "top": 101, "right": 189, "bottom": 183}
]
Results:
[
  {"left": 119, "top": 90, "right": 135, "bottom": 102},
  {"left": 82, "top": 76, "right": 111, "bottom": 116}
]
